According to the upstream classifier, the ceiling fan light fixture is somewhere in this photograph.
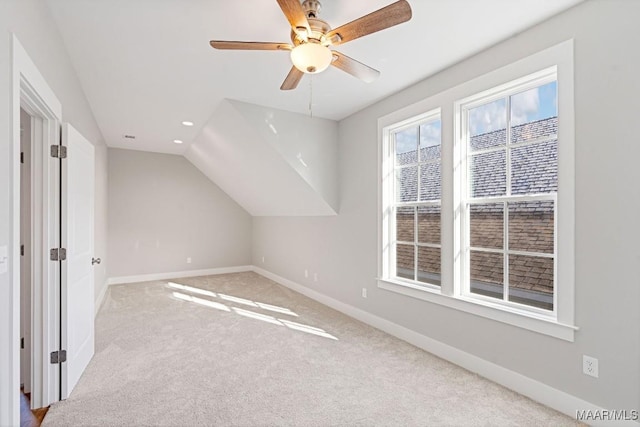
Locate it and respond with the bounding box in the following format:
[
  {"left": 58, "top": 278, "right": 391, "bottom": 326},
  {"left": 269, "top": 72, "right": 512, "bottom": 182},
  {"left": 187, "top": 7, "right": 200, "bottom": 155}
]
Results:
[{"left": 290, "top": 43, "right": 332, "bottom": 74}]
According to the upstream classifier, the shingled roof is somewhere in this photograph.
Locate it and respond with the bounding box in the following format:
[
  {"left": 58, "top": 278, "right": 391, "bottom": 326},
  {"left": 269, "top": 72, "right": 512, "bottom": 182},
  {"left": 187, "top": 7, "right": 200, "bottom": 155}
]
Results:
[
  {"left": 397, "top": 117, "right": 558, "bottom": 201},
  {"left": 395, "top": 116, "right": 558, "bottom": 310}
]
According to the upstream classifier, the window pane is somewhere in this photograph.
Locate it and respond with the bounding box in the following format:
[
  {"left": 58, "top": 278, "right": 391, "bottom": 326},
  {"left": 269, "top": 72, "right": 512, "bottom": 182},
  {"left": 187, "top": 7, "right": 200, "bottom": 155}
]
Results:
[
  {"left": 470, "top": 251, "right": 503, "bottom": 299},
  {"left": 509, "top": 255, "right": 554, "bottom": 311},
  {"left": 396, "top": 244, "right": 414, "bottom": 280},
  {"left": 420, "top": 120, "right": 441, "bottom": 161},
  {"left": 395, "top": 127, "right": 418, "bottom": 166},
  {"left": 396, "top": 166, "right": 417, "bottom": 202},
  {"left": 508, "top": 201, "right": 554, "bottom": 253},
  {"left": 470, "top": 151, "right": 506, "bottom": 198},
  {"left": 396, "top": 207, "right": 415, "bottom": 242},
  {"left": 418, "top": 246, "right": 441, "bottom": 286},
  {"left": 470, "top": 203, "right": 504, "bottom": 249},
  {"left": 418, "top": 205, "right": 440, "bottom": 244},
  {"left": 510, "top": 140, "right": 557, "bottom": 195},
  {"left": 420, "top": 162, "right": 441, "bottom": 201},
  {"left": 510, "top": 81, "right": 557, "bottom": 144},
  {"left": 469, "top": 98, "right": 507, "bottom": 151}
]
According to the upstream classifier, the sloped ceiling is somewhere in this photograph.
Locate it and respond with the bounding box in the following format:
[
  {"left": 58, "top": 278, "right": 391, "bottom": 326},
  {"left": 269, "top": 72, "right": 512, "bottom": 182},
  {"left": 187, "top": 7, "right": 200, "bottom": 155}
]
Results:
[
  {"left": 185, "top": 100, "right": 338, "bottom": 216},
  {"left": 46, "top": 0, "right": 583, "bottom": 154},
  {"left": 45, "top": 0, "right": 583, "bottom": 216}
]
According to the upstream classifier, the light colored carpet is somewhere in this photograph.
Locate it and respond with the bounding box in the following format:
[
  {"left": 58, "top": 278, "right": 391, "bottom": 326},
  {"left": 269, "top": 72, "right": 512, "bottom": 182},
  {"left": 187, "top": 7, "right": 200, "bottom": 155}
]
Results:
[{"left": 42, "top": 272, "right": 580, "bottom": 426}]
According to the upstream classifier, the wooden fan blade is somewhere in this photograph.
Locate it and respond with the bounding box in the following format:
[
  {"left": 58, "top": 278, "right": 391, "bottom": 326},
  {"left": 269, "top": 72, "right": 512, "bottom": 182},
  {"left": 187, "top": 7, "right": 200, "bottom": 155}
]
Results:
[
  {"left": 331, "top": 51, "right": 380, "bottom": 83},
  {"left": 276, "top": 0, "right": 310, "bottom": 35},
  {"left": 210, "top": 40, "right": 292, "bottom": 51},
  {"left": 326, "top": 0, "right": 412, "bottom": 46},
  {"left": 280, "top": 66, "right": 304, "bottom": 90}
]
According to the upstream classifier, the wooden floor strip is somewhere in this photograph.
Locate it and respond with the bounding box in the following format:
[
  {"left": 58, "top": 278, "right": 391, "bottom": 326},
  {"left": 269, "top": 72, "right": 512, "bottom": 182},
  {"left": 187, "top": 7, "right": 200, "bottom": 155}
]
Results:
[{"left": 20, "top": 391, "right": 49, "bottom": 427}]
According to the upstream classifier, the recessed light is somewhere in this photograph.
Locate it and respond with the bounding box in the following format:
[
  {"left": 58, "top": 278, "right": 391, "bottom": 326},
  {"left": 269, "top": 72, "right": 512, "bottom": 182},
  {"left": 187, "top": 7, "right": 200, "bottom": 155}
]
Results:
[
  {"left": 173, "top": 139, "right": 183, "bottom": 144},
  {"left": 181, "top": 121, "right": 194, "bottom": 126}
]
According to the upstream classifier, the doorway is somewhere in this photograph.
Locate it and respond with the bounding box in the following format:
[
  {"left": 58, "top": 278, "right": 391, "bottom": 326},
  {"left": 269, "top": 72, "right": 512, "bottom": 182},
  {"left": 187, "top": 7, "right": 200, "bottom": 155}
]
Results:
[
  {"left": 18, "top": 93, "right": 62, "bottom": 413},
  {"left": 2, "top": 35, "right": 64, "bottom": 425},
  {"left": 4, "top": 34, "right": 97, "bottom": 427},
  {"left": 16, "top": 110, "right": 97, "bottom": 412}
]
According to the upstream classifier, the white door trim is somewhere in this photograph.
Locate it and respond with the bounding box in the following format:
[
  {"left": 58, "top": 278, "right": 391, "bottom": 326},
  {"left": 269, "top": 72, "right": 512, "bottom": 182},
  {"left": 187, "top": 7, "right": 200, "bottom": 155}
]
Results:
[{"left": 3, "top": 33, "right": 62, "bottom": 426}]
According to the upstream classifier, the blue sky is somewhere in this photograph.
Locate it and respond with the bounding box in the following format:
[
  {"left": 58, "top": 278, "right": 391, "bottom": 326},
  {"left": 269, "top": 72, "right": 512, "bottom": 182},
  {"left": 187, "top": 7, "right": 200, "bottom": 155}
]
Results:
[
  {"left": 395, "top": 81, "right": 556, "bottom": 150},
  {"left": 469, "top": 81, "right": 557, "bottom": 136},
  {"left": 395, "top": 119, "right": 441, "bottom": 154}
]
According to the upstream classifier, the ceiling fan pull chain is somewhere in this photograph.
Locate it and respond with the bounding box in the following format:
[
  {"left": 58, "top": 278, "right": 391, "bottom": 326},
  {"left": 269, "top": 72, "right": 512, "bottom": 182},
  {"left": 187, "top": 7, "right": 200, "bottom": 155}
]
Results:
[{"left": 309, "top": 75, "right": 313, "bottom": 118}]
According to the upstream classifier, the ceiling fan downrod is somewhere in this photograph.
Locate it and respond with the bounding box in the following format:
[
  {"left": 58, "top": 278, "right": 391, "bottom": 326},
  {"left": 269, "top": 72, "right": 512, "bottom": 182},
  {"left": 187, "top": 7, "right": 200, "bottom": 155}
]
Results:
[{"left": 301, "top": 0, "right": 322, "bottom": 19}]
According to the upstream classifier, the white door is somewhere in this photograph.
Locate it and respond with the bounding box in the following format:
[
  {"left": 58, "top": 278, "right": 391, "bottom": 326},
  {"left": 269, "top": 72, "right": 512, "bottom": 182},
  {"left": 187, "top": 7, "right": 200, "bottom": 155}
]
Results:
[{"left": 60, "top": 123, "right": 95, "bottom": 398}]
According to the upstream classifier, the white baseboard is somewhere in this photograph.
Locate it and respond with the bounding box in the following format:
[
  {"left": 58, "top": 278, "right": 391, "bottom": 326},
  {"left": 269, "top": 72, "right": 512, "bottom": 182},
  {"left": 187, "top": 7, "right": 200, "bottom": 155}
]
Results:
[
  {"left": 94, "top": 281, "right": 108, "bottom": 316},
  {"left": 251, "top": 266, "right": 638, "bottom": 427},
  {"left": 107, "top": 265, "right": 253, "bottom": 286}
]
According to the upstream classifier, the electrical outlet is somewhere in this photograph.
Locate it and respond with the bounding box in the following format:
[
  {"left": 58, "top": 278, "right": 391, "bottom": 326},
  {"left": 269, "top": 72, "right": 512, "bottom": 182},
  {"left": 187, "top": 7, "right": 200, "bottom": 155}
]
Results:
[
  {"left": 313, "top": 273, "right": 318, "bottom": 282},
  {"left": 362, "top": 288, "right": 367, "bottom": 298},
  {"left": 186, "top": 257, "right": 192, "bottom": 264},
  {"left": 261, "top": 256, "right": 265, "bottom": 263},
  {"left": 583, "top": 355, "right": 599, "bottom": 378},
  {"left": 304, "top": 269, "right": 309, "bottom": 278}
]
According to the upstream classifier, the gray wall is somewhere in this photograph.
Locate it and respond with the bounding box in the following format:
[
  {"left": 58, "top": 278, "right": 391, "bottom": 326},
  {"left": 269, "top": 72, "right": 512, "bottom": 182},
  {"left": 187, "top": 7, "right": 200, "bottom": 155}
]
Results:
[
  {"left": 253, "top": 0, "right": 640, "bottom": 411},
  {"left": 108, "top": 148, "right": 252, "bottom": 278},
  {"left": 0, "top": 1, "right": 108, "bottom": 423}
]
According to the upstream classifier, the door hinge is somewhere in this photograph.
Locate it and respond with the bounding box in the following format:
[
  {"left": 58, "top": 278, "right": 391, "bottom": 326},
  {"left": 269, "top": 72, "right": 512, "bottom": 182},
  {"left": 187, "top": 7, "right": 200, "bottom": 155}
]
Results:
[
  {"left": 50, "top": 145, "right": 67, "bottom": 159},
  {"left": 20, "top": 245, "right": 24, "bottom": 256},
  {"left": 21, "top": 337, "right": 24, "bottom": 349},
  {"left": 50, "top": 248, "right": 67, "bottom": 261},
  {"left": 20, "top": 152, "right": 24, "bottom": 164},
  {"left": 50, "top": 350, "right": 67, "bottom": 364}
]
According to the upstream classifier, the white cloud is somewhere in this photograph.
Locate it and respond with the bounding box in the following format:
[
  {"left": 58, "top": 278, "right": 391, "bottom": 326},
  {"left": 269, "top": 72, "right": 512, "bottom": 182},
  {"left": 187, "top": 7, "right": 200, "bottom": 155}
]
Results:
[
  {"left": 469, "top": 99, "right": 506, "bottom": 136},
  {"left": 420, "top": 122, "right": 441, "bottom": 148},
  {"left": 510, "top": 87, "right": 540, "bottom": 125},
  {"left": 395, "top": 127, "right": 417, "bottom": 154},
  {"left": 468, "top": 88, "right": 541, "bottom": 135}
]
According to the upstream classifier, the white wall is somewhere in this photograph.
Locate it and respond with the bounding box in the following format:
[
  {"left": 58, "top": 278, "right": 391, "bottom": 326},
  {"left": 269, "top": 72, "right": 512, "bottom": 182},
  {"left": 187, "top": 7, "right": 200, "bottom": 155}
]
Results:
[
  {"left": 108, "top": 148, "right": 252, "bottom": 279},
  {"left": 186, "top": 100, "right": 338, "bottom": 216},
  {"left": 253, "top": 0, "right": 640, "bottom": 412},
  {"left": 229, "top": 100, "right": 339, "bottom": 212},
  {"left": 0, "top": 1, "right": 108, "bottom": 424}
]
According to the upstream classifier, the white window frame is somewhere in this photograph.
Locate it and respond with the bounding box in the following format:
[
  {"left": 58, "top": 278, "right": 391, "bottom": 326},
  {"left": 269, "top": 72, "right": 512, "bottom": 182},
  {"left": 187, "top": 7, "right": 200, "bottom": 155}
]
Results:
[
  {"left": 457, "top": 68, "right": 558, "bottom": 318},
  {"left": 378, "top": 40, "right": 576, "bottom": 341},
  {"left": 386, "top": 110, "right": 442, "bottom": 289}
]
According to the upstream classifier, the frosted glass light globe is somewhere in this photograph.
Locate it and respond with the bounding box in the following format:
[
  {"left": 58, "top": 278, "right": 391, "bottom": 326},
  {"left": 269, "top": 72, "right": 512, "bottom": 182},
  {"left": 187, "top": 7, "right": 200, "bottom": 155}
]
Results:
[{"left": 290, "top": 43, "right": 332, "bottom": 74}]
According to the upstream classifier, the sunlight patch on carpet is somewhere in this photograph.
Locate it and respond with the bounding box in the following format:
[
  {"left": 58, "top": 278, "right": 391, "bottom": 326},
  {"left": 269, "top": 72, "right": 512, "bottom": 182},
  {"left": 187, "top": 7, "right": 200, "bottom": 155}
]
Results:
[{"left": 168, "top": 282, "right": 337, "bottom": 340}]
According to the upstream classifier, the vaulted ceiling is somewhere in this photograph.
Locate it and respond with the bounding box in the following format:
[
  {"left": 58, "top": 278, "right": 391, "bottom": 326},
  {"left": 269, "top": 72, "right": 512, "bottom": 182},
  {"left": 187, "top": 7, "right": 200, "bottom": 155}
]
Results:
[
  {"left": 45, "top": 0, "right": 582, "bottom": 215},
  {"left": 46, "top": 0, "right": 582, "bottom": 154}
]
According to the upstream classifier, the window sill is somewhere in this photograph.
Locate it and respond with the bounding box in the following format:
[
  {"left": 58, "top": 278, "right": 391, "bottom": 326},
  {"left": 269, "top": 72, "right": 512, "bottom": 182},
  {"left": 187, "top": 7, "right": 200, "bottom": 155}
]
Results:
[{"left": 377, "top": 278, "right": 577, "bottom": 341}]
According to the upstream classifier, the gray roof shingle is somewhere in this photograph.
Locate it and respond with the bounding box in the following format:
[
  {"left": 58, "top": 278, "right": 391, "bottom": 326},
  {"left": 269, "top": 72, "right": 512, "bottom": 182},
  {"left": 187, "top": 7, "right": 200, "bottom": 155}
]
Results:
[{"left": 396, "top": 116, "right": 558, "bottom": 203}]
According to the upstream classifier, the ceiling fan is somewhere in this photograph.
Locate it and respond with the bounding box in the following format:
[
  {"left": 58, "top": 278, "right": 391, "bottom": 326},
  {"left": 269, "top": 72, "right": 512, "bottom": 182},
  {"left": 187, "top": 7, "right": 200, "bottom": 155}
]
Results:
[{"left": 210, "top": 0, "right": 412, "bottom": 90}]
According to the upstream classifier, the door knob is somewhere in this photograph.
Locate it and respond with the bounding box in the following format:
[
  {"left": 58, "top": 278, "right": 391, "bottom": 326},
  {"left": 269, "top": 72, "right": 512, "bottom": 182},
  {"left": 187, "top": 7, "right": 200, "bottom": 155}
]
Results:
[{"left": 91, "top": 257, "right": 101, "bottom": 265}]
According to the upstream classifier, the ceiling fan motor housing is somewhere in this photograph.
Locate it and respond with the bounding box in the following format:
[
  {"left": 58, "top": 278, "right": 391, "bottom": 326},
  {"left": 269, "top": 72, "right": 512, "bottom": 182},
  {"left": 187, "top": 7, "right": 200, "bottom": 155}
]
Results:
[
  {"left": 289, "top": 0, "right": 332, "bottom": 46},
  {"left": 290, "top": 18, "right": 331, "bottom": 45}
]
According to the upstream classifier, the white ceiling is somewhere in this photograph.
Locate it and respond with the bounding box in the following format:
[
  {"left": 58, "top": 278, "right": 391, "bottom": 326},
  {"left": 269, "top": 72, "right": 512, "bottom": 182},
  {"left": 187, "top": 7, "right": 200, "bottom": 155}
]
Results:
[{"left": 46, "top": 0, "right": 582, "bottom": 155}]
